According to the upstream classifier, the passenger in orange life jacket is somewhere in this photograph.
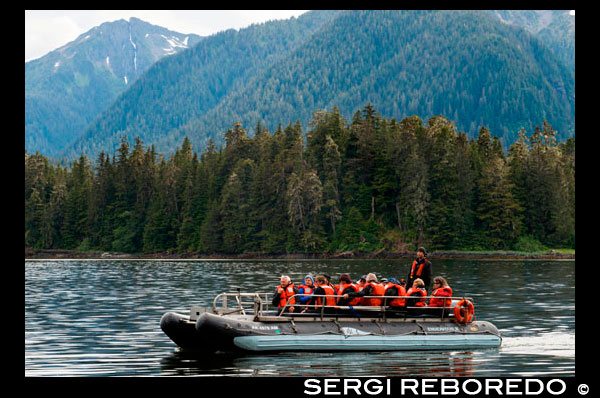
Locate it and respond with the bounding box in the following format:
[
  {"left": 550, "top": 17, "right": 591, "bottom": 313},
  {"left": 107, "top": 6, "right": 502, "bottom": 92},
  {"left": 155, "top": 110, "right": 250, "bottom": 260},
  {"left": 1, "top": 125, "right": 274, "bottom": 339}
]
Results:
[
  {"left": 357, "top": 275, "right": 367, "bottom": 291},
  {"left": 342, "top": 273, "right": 385, "bottom": 306},
  {"left": 427, "top": 276, "right": 453, "bottom": 317},
  {"left": 272, "top": 275, "right": 298, "bottom": 314},
  {"left": 302, "top": 275, "right": 336, "bottom": 313},
  {"left": 405, "top": 278, "right": 427, "bottom": 312},
  {"left": 297, "top": 275, "right": 315, "bottom": 307},
  {"left": 406, "top": 247, "right": 432, "bottom": 292},
  {"left": 336, "top": 273, "right": 360, "bottom": 306},
  {"left": 383, "top": 277, "right": 407, "bottom": 309},
  {"left": 322, "top": 273, "right": 338, "bottom": 295}
]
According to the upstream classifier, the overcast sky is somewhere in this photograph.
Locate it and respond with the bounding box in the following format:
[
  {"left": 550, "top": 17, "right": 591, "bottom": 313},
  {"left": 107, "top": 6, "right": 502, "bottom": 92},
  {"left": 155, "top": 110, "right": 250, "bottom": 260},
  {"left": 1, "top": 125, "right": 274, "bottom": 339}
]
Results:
[{"left": 25, "top": 10, "right": 309, "bottom": 62}]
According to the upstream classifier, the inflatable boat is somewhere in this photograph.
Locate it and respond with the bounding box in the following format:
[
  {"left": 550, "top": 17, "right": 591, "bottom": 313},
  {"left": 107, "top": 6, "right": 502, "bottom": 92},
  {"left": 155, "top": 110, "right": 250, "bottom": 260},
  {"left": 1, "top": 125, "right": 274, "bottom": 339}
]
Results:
[{"left": 160, "top": 291, "right": 502, "bottom": 353}]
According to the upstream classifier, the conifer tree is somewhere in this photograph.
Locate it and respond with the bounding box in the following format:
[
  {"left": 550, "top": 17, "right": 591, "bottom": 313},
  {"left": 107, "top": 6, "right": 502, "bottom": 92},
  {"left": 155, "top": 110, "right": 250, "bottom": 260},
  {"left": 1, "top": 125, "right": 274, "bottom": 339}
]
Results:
[
  {"left": 476, "top": 156, "right": 522, "bottom": 249},
  {"left": 61, "top": 155, "right": 91, "bottom": 249},
  {"left": 220, "top": 159, "right": 255, "bottom": 253},
  {"left": 321, "top": 135, "right": 342, "bottom": 236},
  {"left": 425, "top": 116, "right": 461, "bottom": 248}
]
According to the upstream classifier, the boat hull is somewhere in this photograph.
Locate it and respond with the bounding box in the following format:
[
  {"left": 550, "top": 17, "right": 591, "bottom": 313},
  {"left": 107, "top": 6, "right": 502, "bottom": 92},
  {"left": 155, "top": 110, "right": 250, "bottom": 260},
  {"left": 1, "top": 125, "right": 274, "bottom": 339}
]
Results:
[
  {"left": 160, "top": 310, "right": 502, "bottom": 353},
  {"left": 233, "top": 333, "right": 501, "bottom": 351}
]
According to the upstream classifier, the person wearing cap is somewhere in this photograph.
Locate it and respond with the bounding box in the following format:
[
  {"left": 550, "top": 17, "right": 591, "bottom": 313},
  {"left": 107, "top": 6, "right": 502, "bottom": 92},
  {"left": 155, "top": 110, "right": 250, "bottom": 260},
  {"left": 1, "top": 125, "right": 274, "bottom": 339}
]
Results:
[
  {"left": 336, "top": 273, "right": 360, "bottom": 306},
  {"left": 383, "top": 277, "right": 407, "bottom": 309},
  {"left": 406, "top": 247, "right": 432, "bottom": 292},
  {"left": 342, "top": 273, "right": 385, "bottom": 306},
  {"left": 297, "top": 275, "right": 315, "bottom": 307}
]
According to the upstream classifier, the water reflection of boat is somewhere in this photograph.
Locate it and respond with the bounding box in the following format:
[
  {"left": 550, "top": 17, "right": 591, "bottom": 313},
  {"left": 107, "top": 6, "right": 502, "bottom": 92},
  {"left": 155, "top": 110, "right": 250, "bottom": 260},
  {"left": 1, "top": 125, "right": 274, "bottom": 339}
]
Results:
[{"left": 160, "top": 292, "right": 502, "bottom": 353}]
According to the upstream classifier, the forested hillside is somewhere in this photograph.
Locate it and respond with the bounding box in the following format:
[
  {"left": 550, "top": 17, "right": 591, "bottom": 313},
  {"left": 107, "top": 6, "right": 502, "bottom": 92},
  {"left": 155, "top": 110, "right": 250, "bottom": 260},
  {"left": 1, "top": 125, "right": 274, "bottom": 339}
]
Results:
[
  {"left": 63, "top": 11, "right": 340, "bottom": 160},
  {"left": 25, "top": 106, "right": 575, "bottom": 255},
  {"left": 62, "top": 10, "right": 574, "bottom": 162},
  {"left": 491, "top": 10, "right": 574, "bottom": 74}
]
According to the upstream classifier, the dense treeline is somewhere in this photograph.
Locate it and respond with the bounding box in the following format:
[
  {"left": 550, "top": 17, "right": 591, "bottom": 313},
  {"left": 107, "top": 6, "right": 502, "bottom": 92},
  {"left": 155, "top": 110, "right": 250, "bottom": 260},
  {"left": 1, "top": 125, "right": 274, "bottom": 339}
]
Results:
[{"left": 25, "top": 106, "right": 575, "bottom": 254}]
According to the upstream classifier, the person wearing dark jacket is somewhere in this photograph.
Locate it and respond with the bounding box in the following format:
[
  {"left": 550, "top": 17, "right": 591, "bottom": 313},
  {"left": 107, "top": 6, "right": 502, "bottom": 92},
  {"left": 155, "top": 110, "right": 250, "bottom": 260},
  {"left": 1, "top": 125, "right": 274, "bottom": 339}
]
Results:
[
  {"left": 336, "top": 273, "right": 359, "bottom": 306},
  {"left": 342, "top": 273, "right": 384, "bottom": 306},
  {"left": 383, "top": 277, "right": 407, "bottom": 310},
  {"left": 406, "top": 247, "right": 432, "bottom": 292}
]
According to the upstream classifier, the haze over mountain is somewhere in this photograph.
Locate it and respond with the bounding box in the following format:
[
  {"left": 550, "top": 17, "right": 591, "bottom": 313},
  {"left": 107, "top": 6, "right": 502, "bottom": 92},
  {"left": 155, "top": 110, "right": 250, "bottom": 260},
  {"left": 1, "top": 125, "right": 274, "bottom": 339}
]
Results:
[
  {"left": 492, "top": 10, "right": 574, "bottom": 74},
  {"left": 25, "top": 17, "right": 202, "bottom": 157}
]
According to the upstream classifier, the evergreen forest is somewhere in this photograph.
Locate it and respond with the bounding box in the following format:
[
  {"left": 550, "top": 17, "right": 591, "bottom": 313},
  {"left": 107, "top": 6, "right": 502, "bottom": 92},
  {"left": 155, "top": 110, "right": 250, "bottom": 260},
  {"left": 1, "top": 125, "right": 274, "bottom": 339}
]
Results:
[{"left": 25, "top": 106, "right": 575, "bottom": 255}]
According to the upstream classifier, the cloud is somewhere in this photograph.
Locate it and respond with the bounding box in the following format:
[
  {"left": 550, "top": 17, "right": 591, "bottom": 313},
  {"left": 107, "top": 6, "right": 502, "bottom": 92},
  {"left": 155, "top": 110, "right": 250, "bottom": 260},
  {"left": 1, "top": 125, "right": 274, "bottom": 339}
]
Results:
[
  {"left": 25, "top": 12, "right": 83, "bottom": 62},
  {"left": 25, "top": 10, "right": 309, "bottom": 62}
]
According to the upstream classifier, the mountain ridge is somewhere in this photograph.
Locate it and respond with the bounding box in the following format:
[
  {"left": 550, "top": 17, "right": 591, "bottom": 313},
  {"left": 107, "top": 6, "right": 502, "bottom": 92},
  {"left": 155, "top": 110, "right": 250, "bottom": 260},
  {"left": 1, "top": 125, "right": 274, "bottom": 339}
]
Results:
[
  {"left": 66, "top": 10, "right": 573, "bottom": 161},
  {"left": 25, "top": 17, "right": 203, "bottom": 157},
  {"left": 26, "top": 11, "right": 574, "bottom": 162}
]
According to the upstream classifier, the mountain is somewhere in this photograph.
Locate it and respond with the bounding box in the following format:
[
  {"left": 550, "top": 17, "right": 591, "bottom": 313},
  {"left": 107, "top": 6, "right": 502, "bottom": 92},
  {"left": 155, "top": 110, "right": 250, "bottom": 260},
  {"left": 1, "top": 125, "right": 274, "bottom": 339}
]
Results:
[
  {"left": 491, "top": 10, "right": 574, "bottom": 74},
  {"left": 62, "top": 10, "right": 574, "bottom": 161},
  {"left": 25, "top": 17, "right": 202, "bottom": 157},
  {"left": 62, "top": 11, "right": 340, "bottom": 160}
]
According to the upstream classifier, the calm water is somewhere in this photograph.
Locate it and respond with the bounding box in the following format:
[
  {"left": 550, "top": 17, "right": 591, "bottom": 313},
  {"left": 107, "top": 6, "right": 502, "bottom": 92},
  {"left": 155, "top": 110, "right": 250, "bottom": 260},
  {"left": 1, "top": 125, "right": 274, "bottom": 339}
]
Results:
[{"left": 25, "top": 259, "right": 575, "bottom": 377}]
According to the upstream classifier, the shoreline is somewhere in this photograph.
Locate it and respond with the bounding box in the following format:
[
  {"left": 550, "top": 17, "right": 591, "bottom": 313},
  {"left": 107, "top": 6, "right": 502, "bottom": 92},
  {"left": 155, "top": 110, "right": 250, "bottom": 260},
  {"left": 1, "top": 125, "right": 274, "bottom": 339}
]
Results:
[{"left": 25, "top": 248, "right": 574, "bottom": 260}]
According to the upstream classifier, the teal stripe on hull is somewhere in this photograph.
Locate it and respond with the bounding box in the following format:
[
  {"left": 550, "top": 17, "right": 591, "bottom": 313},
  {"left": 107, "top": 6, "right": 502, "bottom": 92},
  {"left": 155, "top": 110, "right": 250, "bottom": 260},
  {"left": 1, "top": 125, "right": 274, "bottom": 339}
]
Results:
[{"left": 233, "top": 334, "right": 501, "bottom": 352}]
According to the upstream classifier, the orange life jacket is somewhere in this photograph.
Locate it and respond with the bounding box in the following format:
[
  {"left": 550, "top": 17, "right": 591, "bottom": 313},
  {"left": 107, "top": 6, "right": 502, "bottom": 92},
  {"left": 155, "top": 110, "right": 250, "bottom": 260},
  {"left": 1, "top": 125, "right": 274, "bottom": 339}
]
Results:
[
  {"left": 406, "top": 287, "right": 427, "bottom": 307},
  {"left": 314, "top": 284, "right": 336, "bottom": 307},
  {"left": 299, "top": 284, "right": 314, "bottom": 295},
  {"left": 428, "top": 286, "right": 453, "bottom": 307},
  {"left": 330, "top": 283, "right": 339, "bottom": 296},
  {"left": 362, "top": 282, "right": 385, "bottom": 306},
  {"left": 338, "top": 283, "right": 360, "bottom": 306},
  {"left": 277, "top": 283, "right": 296, "bottom": 308},
  {"left": 384, "top": 283, "right": 406, "bottom": 307},
  {"left": 410, "top": 259, "right": 427, "bottom": 279}
]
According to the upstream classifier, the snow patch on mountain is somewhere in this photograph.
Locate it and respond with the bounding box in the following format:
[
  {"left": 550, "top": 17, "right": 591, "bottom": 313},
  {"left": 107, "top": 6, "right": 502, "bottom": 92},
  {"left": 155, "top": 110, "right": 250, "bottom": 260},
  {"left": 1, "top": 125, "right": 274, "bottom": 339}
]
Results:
[{"left": 160, "top": 34, "right": 190, "bottom": 55}]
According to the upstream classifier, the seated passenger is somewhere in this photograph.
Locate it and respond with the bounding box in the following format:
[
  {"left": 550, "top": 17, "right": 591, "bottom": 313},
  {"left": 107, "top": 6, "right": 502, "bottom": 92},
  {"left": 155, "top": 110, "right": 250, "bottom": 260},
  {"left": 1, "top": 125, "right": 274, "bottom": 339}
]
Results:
[
  {"left": 357, "top": 275, "right": 367, "bottom": 291},
  {"left": 336, "top": 273, "right": 360, "bottom": 306},
  {"left": 302, "top": 275, "right": 336, "bottom": 313},
  {"left": 322, "top": 273, "right": 338, "bottom": 295},
  {"left": 272, "top": 275, "right": 297, "bottom": 314},
  {"left": 427, "top": 276, "right": 453, "bottom": 317},
  {"left": 297, "top": 275, "right": 315, "bottom": 307},
  {"left": 428, "top": 276, "right": 453, "bottom": 307},
  {"left": 342, "top": 273, "right": 385, "bottom": 306},
  {"left": 405, "top": 278, "right": 427, "bottom": 310},
  {"left": 383, "top": 277, "right": 407, "bottom": 309}
]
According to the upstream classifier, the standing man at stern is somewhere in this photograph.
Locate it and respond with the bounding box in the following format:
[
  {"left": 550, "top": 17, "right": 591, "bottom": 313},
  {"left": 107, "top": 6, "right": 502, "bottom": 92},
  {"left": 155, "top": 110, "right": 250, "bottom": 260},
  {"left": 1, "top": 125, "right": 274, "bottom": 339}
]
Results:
[{"left": 406, "top": 247, "right": 432, "bottom": 293}]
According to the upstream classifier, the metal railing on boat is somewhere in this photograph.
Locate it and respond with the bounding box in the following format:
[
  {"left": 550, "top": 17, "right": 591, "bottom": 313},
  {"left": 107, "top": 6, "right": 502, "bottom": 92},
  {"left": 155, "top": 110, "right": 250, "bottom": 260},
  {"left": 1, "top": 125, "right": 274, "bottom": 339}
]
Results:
[{"left": 211, "top": 291, "right": 474, "bottom": 322}]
